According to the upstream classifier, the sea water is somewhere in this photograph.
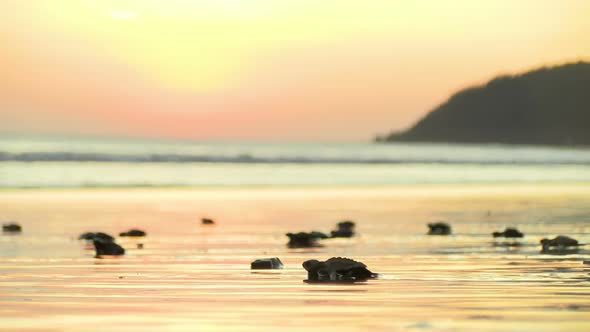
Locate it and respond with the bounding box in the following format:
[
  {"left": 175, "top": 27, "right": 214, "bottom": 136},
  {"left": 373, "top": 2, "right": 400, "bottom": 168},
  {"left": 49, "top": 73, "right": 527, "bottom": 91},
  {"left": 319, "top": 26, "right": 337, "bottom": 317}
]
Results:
[
  {"left": 1, "top": 136, "right": 590, "bottom": 330},
  {"left": 1, "top": 136, "right": 589, "bottom": 188}
]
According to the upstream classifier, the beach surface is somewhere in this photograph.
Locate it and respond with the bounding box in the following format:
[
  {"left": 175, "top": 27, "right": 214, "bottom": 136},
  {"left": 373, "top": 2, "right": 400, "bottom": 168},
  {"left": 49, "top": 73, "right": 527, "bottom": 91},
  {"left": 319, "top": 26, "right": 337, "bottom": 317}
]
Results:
[{"left": 1, "top": 185, "right": 589, "bottom": 331}]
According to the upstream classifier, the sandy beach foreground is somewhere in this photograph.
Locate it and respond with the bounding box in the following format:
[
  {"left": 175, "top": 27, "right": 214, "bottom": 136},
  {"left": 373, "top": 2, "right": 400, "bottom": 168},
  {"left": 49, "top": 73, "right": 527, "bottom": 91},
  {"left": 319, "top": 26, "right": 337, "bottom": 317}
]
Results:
[{"left": 1, "top": 184, "right": 589, "bottom": 331}]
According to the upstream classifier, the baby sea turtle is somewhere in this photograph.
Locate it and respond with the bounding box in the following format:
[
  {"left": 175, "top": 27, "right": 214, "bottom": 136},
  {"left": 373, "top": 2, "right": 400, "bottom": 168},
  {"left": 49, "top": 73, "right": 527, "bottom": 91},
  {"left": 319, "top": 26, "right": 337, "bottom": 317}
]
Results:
[
  {"left": 302, "top": 257, "right": 377, "bottom": 282},
  {"left": 286, "top": 232, "right": 326, "bottom": 248},
  {"left": 540, "top": 235, "right": 579, "bottom": 251},
  {"left": 78, "top": 232, "right": 115, "bottom": 242},
  {"left": 93, "top": 239, "right": 125, "bottom": 258},
  {"left": 78, "top": 232, "right": 95, "bottom": 240},
  {"left": 331, "top": 220, "right": 356, "bottom": 238},
  {"left": 2, "top": 223, "right": 22, "bottom": 233},
  {"left": 119, "top": 229, "right": 146, "bottom": 237},
  {"left": 251, "top": 257, "right": 284, "bottom": 269},
  {"left": 427, "top": 222, "right": 451, "bottom": 235},
  {"left": 492, "top": 227, "right": 524, "bottom": 238}
]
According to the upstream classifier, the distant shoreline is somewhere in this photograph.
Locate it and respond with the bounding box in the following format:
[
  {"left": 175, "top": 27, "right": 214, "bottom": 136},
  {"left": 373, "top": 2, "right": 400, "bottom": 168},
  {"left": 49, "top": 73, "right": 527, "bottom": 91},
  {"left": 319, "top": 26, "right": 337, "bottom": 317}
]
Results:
[
  {"left": 375, "top": 137, "right": 590, "bottom": 150},
  {"left": 1, "top": 182, "right": 589, "bottom": 194}
]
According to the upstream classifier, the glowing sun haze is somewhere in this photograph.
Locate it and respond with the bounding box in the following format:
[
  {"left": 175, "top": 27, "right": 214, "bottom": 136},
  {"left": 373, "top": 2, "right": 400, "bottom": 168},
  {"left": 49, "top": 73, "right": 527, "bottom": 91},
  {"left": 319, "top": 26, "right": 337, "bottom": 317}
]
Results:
[{"left": 1, "top": 0, "right": 589, "bottom": 141}]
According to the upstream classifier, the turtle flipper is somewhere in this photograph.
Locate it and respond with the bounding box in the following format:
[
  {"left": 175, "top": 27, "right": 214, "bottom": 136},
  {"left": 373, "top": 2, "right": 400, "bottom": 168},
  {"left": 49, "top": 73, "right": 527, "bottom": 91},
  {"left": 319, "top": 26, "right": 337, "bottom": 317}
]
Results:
[{"left": 342, "top": 267, "right": 376, "bottom": 281}]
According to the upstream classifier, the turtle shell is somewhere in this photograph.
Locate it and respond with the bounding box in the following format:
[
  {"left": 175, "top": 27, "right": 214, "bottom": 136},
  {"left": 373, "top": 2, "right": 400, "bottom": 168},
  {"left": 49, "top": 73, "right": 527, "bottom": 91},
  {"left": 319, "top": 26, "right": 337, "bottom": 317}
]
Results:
[
  {"left": 303, "top": 257, "right": 375, "bottom": 282},
  {"left": 552, "top": 235, "right": 578, "bottom": 246},
  {"left": 324, "top": 257, "right": 367, "bottom": 272}
]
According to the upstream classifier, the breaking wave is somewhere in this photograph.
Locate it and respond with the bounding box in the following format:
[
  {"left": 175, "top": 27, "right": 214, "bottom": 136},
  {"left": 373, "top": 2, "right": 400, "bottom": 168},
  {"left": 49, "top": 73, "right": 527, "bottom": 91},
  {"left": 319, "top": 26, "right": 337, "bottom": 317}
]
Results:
[{"left": 1, "top": 151, "right": 589, "bottom": 165}]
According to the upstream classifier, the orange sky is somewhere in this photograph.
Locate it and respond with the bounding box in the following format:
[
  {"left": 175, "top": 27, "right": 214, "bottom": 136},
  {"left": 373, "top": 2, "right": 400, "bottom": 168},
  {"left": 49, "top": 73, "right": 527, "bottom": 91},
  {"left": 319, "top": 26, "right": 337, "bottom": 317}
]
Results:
[{"left": 1, "top": 0, "right": 589, "bottom": 141}]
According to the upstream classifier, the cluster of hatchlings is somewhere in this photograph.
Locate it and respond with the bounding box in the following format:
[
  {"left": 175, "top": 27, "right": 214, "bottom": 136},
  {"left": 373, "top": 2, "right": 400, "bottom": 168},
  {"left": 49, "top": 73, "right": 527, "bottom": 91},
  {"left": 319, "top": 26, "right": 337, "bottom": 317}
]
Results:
[{"left": 3, "top": 219, "right": 587, "bottom": 283}]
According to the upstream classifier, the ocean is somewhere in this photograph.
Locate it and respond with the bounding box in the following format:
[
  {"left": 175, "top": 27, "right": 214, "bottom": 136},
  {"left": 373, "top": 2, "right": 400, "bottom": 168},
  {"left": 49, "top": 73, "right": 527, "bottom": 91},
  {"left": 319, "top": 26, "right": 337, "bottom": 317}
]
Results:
[
  {"left": 1, "top": 136, "right": 589, "bottom": 188},
  {"left": 1, "top": 136, "right": 590, "bottom": 331}
]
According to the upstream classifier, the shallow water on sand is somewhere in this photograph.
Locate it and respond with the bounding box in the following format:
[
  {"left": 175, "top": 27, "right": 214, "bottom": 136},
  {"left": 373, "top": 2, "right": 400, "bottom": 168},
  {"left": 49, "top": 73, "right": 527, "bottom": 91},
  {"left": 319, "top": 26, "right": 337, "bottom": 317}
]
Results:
[{"left": 1, "top": 186, "right": 589, "bottom": 331}]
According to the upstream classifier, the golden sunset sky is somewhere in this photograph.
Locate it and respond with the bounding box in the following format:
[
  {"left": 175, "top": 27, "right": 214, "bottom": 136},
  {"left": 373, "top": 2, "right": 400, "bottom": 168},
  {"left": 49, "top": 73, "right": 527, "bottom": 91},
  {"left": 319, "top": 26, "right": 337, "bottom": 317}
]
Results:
[{"left": 1, "top": 0, "right": 589, "bottom": 141}]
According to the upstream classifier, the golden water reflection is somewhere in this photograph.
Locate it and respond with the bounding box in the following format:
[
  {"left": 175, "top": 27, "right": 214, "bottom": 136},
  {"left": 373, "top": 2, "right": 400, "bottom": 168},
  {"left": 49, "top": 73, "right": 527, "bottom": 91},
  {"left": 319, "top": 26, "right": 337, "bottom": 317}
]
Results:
[{"left": 1, "top": 186, "right": 589, "bottom": 331}]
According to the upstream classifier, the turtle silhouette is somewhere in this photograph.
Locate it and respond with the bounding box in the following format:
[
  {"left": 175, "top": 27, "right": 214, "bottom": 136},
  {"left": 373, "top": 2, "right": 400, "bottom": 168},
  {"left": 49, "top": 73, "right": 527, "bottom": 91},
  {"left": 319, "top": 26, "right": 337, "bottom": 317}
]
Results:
[
  {"left": 2, "top": 223, "right": 22, "bottom": 233},
  {"left": 540, "top": 235, "right": 579, "bottom": 251},
  {"left": 427, "top": 222, "right": 451, "bottom": 235},
  {"left": 492, "top": 227, "right": 524, "bottom": 238},
  {"left": 331, "top": 221, "right": 356, "bottom": 238},
  {"left": 119, "top": 229, "right": 146, "bottom": 237},
  {"left": 93, "top": 239, "right": 125, "bottom": 258},
  {"left": 302, "top": 257, "right": 377, "bottom": 282},
  {"left": 286, "top": 232, "right": 326, "bottom": 248},
  {"left": 79, "top": 232, "right": 115, "bottom": 242}
]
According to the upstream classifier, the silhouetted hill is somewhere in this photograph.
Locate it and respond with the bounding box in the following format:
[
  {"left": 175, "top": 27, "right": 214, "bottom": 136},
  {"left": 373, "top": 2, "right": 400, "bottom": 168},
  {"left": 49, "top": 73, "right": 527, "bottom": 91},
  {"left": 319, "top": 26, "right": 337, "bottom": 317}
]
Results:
[{"left": 380, "top": 62, "right": 590, "bottom": 146}]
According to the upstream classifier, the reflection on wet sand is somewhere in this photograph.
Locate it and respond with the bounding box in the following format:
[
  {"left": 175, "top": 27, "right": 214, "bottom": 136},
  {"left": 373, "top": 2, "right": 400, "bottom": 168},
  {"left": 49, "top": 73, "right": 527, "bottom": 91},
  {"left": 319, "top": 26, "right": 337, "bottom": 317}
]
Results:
[
  {"left": 0, "top": 186, "right": 589, "bottom": 331},
  {"left": 541, "top": 248, "right": 581, "bottom": 256}
]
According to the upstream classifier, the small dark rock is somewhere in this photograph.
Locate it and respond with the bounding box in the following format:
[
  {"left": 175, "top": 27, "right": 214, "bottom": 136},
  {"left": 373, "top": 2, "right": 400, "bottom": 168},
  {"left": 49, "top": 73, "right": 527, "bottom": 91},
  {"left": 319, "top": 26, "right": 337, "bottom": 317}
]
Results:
[
  {"left": 137, "top": 243, "right": 144, "bottom": 249},
  {"left": 201, "top": 218, "right": 215, "bottom": 225},
  {"left": 302, "top": 257, "right": 377, "bottom": 282},
  {"left": 492, "top": 227, "right": 524, "bottom": 238},
  {"left": 119, "top": 229, "right": 146, "bottom": 237},
  {"left": 427, "top": 222, "right": 451, "bottom": 235},
  {"left": 251, "top": 257, "right": 284, "bottom": 269},
  {"left": 3, "top": 223, "right": 22, "bottom": 233}
]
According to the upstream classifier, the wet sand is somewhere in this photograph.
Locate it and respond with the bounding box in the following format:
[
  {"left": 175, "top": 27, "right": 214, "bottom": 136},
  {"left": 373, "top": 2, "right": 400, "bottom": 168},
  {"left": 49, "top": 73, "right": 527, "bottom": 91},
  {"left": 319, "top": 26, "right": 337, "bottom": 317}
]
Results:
[{"left": 1, "top": 185, "right": 589, "bottom": 331}]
